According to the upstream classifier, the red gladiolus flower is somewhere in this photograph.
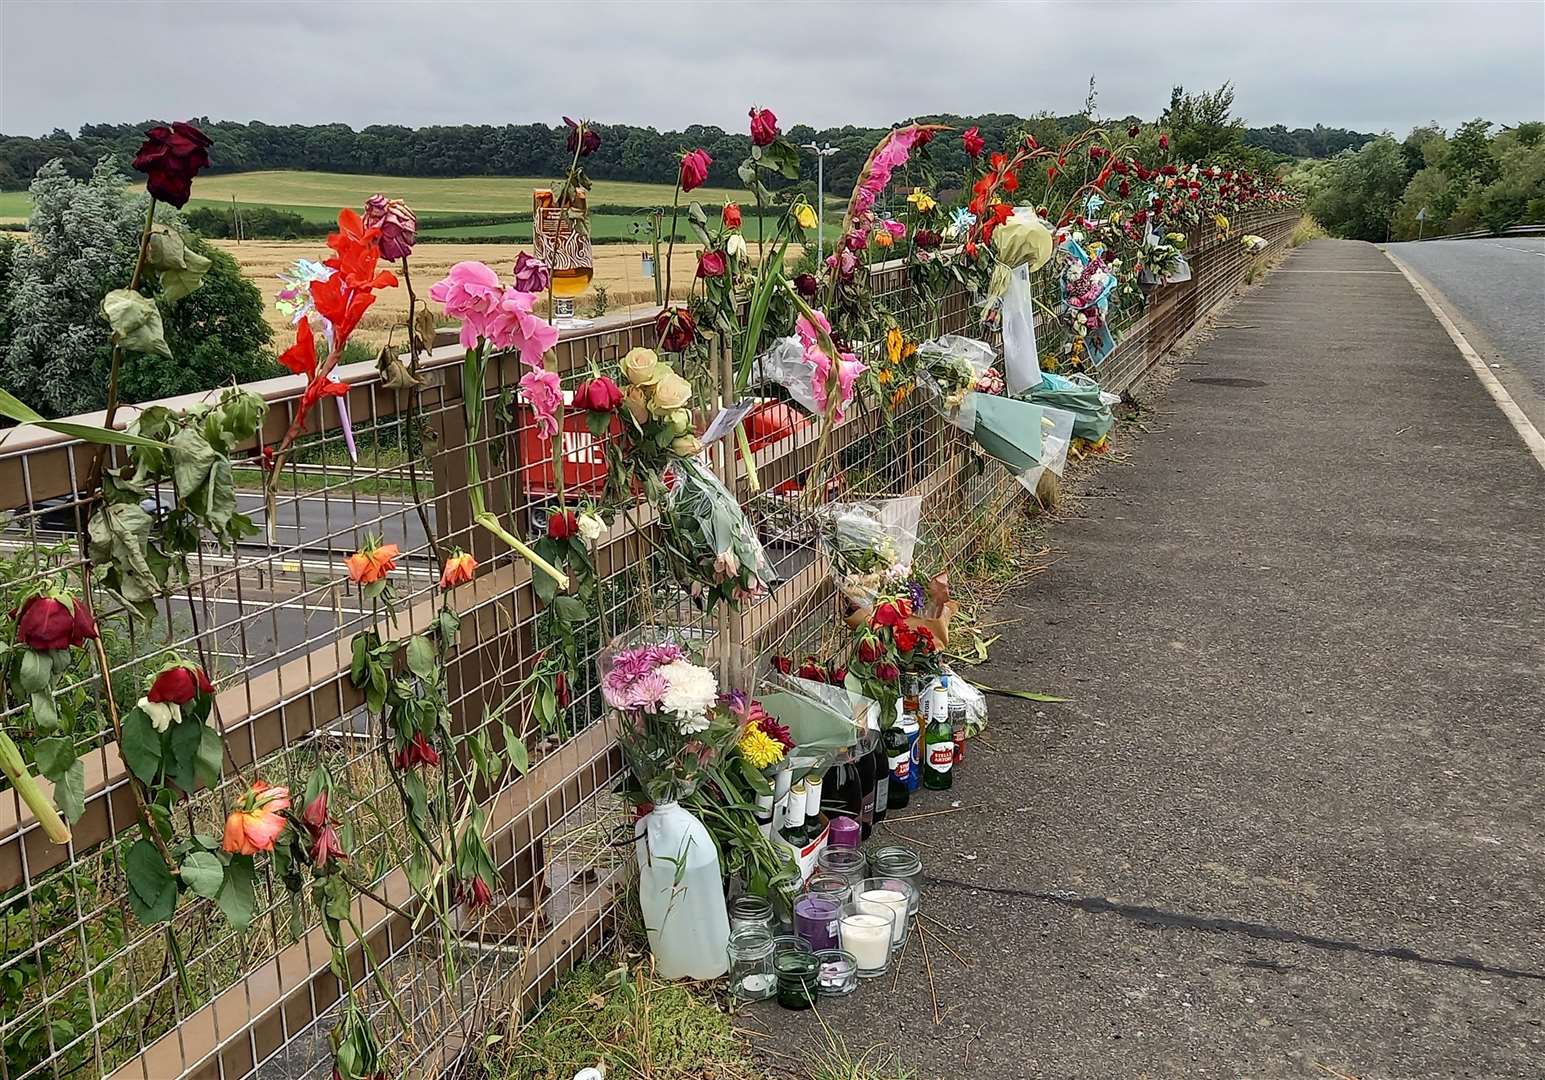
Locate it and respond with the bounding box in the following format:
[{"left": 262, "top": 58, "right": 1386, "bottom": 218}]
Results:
[
  {"left": 131, "top": 121, "right": 212, "bottom": 208},
  {"left": 394, "top": 731, "right": 440, "bottom": 770},
  {"left": 460, "top": 876, "right": 494, "bottom": 911},
  {"left": 14, "top": 595, "right": 76, "bottom": 651},
  {"left": 679, "top": 148, "right": 712, "bottom": 192},
  {"left": 656, "top": 307, "right": 696, "bottom": 352},
  {"left": 576, "top": 375, "right": 623, "bottom": 412},
  {"left": 548, "top": 510, "right": 578, "bottom": 539},
  {"left": 749, "top": 107, "right": 779, "bottom": 147},
  {"left": 1113, "top": 159, "right": 1130, "bottom": 176},
  {"left": 962, "top": 127, "right": 985, "bottom": 157},
  {"left": 1158, "top": 134, "right": 1170, "bottom": 151},
  {"left": 875, "top": 662, "right": 900, "bottom": 683},
  {"left": 964, "top": 240, "right": 978, "bottom": 259},
  {"left": 722, "top": 203, "right": 742, "bottom": 229},
  {"left": 147, "top": 665, "right": 207, "bottom": 706},
  {"left": 1094, "top": 163, "right": 1115, "bottom": 190},
  {"left": 1089, "top": 145, "right": 1105, "bottom": 161},
  {"left": 1118, "top": 180, "right": 1131, "bottom": 198},
  {"left": 1046, "top": 165, "right": 1058, "bottom": 182},
  {"left": 1023, "top": 135, "right": 1039, "bottom": 151},
  {"left": 555, "top": 670, "right": 572, "bottom": 709},
  {"left": 697, "top": 250, "right": 727, "bottom": 278}
]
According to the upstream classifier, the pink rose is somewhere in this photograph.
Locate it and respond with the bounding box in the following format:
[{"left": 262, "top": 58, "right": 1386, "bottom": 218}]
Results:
[
  {"left": 749, "top": 107, "right": 779, "bottom": 147},
  {"left": 679, "top": 148, "right": 712, "bottom": 192},
  {"left": 697, "top": 250, "right": 727, "bottom": 278}
]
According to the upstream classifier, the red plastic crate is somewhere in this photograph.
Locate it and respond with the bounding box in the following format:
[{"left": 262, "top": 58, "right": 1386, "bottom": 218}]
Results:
[{"left": 515, "top": 403, "right": 620, "bottom": 498}]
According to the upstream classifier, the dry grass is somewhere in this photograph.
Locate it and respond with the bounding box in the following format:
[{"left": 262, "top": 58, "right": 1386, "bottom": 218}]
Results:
[
  {"left": 1289, "top": 215, "right": 1327, "bottom": 247},
  {"left": 217, "top": 239, "right": 805, "bottom": 348}
]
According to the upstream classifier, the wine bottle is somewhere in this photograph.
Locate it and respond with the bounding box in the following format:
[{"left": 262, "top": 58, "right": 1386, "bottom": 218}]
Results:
[
  {"left": 884, "top": 715, "right": 914, "bottom": 810},
  {"left": 857, "top": 742, "right": 877, "bottom": 839},
  {"left": 780, "top": 781, "right": 808, "bottom": 847}
]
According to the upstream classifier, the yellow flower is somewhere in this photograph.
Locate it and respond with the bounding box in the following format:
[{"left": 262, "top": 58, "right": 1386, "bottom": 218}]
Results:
[
  {"left": 874, "top": 231, "right": 893, "bottom": 248},
  {"left": 877, "top": 368, "right": 893, "bottom": 385},
  {"left": 794, "top": 203, "right": 818, "bottom": 230},
  {"left": 885, "top": 326, "right": 904, "bottom": 365},
  {"left": 649, "top": 369, "right": 692, "bottom": 415},
  {"left": 1214, "top": 213, "right": 1230, "bottom": 234},
  {"left": 670, "top": 433, "right": 703, "bottom": 458},
  {"left": 906, "top": 188, "right": 936, "bottom": 213},
  {"left": 622, "top": 347, "right": 662, "bottom": 387},
  {"left": 738, "top": 726, "right": 784, "bottom": 770}
]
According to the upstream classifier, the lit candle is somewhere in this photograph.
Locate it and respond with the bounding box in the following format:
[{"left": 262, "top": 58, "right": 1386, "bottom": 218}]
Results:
[
  {"left": 857, "top": 887, "right": 910, "bottom": 946},
  {"left": 839, "top": 910, "right": 892, "bottom": 972}
]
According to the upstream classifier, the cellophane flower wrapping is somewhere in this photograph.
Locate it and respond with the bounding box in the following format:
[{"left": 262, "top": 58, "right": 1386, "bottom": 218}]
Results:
[
  {"left": 917, "top": 336, "right": 996, "bottom": 426},
  {"left": 661, "top": 458, "right": 777, "bottom": 609},
  {"left": 600, "top": 628, "right": 745, "bottom": 804},
  {"left": 816, "top": 497, "right": 923, "bottom": 607},
  {"left": 752, "top": 336, "right": 819, "bottom": 415},
  {"left": 758, "top": 667, "right": 875, "bottom": 780}
]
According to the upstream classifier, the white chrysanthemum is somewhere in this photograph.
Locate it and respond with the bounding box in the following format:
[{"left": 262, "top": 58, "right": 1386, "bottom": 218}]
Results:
[{"left": 659, "top": 659, "right": 717, "bottom": 725}]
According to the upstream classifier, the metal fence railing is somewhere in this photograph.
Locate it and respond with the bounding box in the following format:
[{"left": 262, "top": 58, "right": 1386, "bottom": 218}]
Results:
[{"left": 0, "top": 207, "right": 1298, "bottom": 1080}]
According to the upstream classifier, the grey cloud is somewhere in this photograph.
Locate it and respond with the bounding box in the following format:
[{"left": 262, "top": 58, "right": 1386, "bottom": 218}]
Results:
[{"left": 2, "top": 0, "right": 1541, "bottom": 137}]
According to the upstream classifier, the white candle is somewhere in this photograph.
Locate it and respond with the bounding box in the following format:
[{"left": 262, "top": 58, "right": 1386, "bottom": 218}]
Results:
[
  {"left": 858, "top": 888, "right": 909, "bottom": 946},
  {"left": 839, "top": 911, "right": 892, "bottom": 970}
]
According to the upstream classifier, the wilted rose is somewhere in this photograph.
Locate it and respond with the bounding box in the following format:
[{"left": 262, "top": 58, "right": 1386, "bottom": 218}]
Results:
[
  {"left": 749, "top": 106, "right": 779, "bottom": 147},
  {"left": 697, "top": 250, "right": 727, "bottom": 279},
  {"left": 722, "top": 203, "right": 742, "bottom": 229},
  {"left": 147, "top": 664, "right": 211, "bottom": 706},
  {"left": 679, "top": 148, "right": 712, "bottom": 192},
  {"left": 394, "top": 731, "right": 440, "bottom": 770},
  {"left": 564, "top": 116, "right": 600, "bottom": 157},
  {"left": 874, "top": 662, "right": 900, "bottom": 682},
  {"left": 132, "top": 121, "right": 212, "bottom": 208},
  {"left": 13, "top": 595, "right": 76, "bottom": 651},
  {"left": 548, "top": 510, "right": 578, "bottom": 539},
  {"left": 655, "top": 307, "right": 695, "bottom": 352},
  {"left": 362, "top": 194, "right": 417, "bottom": 261},
  {"left": 576, "top": 375, "right": 623, "bottom": 412},
  {"left": 512, "top": 251, "right": 551, "bottom": 293},
  {"left": 794, "top": 272, "right": 820, "bottom": 298}
]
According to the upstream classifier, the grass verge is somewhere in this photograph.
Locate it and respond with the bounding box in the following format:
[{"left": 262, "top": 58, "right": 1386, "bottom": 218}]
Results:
[{"left": 1289, "top": 214, "right": 1326, "bottom": 247}]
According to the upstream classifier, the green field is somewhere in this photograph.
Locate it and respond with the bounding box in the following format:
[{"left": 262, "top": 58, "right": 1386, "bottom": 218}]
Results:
[{"left": 0, "top": 169, "right": 839, "bottom": 225}]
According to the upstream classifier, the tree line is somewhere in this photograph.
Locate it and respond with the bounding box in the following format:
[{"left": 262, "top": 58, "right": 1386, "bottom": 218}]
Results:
[
  {"left": 1293, "top": 119, "right": 1545, "bottom": 241},
  {"left": 2, "top": 107, "right": 1369, "bottom": 195}
]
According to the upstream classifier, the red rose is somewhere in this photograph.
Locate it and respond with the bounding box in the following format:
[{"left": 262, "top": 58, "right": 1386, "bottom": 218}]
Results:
[
  {"left": 548, "top": 510, "right": 578, "bottom": 539},
  {"left": 1158, "top": 133, "right": 1170, "bottom": 151},
  {"left": 722, "top": 203, "right": 742, "bottom": 229},
  {"left": 132, "top": 121, "right": 213, "bottom": 208},
  {"left": 914, "top": 626, "right": 937, "bottom": 654},
  {"left": 679, "top": 148, "right": 712, "bottom": 192},
  {"left": 302, "top": 791, "right": 346, "bottom": 869},
  {"left": 656, "top": 307, "right": 696, "bottom": 352},
  {"left": 875, "top": 662, "right": 900, "bottom": 683},
  {"left": 577, "top": 375, "right": 622, "bottom": 412},
  {"left": 749, "top": 107, "right": 779, "bottom": 147},
  {"left": 70, "top": 598, "right": 99, "bottom": 645},
  {"left": 798, "top": 657, "right": 827, "bottom": 682},
  {"left": 914, "top": 228, "right": 942, "bottom": 250},
  {"left": 1128, "top": 124, "right": 1141, "bottom": 137},
  {"left": 894, "top": 624, "right": 919, "bottom": 654},
  {"left": 856, "top": 635, "right": 883, "bottom": 663},
  {"left": 697, "top": 250, "right": 727, "bottom": 278},
  {"left": 914, "top": 127, "right": 935, "bottom": 146},
  {"left": 962, "top": 127, "right": 985, "bottom": 157},
  {"left": 794, "top": 272, "right": 820, "bottom": 298},
  {"left": 871, "top": 599, "right": 910, "bottom": 628},
  {"left": 827, "top": 665, "right": 847, "bottom": 685},
  {"left": 148, "top": 665, "right": 201, "bottom": 705},
  {"left": 1118, "top": 180, "right": 1131, "bottom": 198},
  {"left": 771, "top": 655, "right": 793, "bottom": 674},
  {"left": 14, "top": 595, "right": 75, "bottom": 651}
]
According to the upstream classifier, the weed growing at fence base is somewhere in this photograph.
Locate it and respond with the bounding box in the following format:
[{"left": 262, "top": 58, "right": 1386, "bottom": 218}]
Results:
[{"left": 1289, "top": 215, "right": 1327, "bottom": 247}]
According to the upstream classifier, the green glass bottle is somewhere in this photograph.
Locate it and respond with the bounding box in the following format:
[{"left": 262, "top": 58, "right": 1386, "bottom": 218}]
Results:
[{"left": 922, "top": 678, "right": 954, "bottom": 790}]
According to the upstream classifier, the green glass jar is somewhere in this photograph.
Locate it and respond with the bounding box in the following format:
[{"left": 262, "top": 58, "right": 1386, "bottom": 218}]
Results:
[{"left": 774, "top": 951, "right": 820, "bottom": 1010}]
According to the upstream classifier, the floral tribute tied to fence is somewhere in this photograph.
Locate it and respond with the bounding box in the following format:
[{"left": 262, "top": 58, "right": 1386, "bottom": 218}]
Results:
[{"left": 0, "top": 106, "right": 1298, "bottom": 1080}]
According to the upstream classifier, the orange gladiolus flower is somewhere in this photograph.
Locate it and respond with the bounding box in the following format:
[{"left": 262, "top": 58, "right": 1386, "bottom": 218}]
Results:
[
  {"left": 222, "top": 780, "right": 291, "bottom": 855},
  {"left": 874, "top": 231, "right": 894, "bottom": 248},
  {"left": 347, "top": 541, "right": 400, "bottom": 585},
  {"left": 439, "top": 550, "right": 477, "bottom": 588}
]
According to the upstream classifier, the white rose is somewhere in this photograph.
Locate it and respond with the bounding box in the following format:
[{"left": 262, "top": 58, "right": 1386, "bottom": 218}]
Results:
[
  {"left": 139, "top": 696, "right": 180, "bottom": 733},
  {"left": 576, "top": 511, "right": 605, "bottom": 542},
  {"left": 726, "top": 233, "right": 748, "bottom": 259}
]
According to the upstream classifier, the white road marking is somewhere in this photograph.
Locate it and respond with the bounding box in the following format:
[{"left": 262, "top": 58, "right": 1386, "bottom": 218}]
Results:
[
  {"left": 1384, "top": 248, "right": 1545, "bottom": 472},
  {"left": 1275, "top": 269, "right": 1402, "bottom": 274}
]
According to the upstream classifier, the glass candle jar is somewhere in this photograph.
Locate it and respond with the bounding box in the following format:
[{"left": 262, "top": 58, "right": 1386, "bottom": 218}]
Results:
[
  {"left": 774, "top": 951, "right": 820, "bottom": 1009},
  {"left": 817, "top": 847, "right": 867, "bottom": 884},
  {"left": 838, "top": 901, "right": 894, "bottom": 978},
  {"left": 728, "top": 894, "right": 775, "bottom": 932},
  {"left": 793, "top": 892, "right": 841, "bottom": 951},
  {"left": 869, "top": 847, "right": 924, "bottom": 914},
  {"left": 853, "top": 877, "right": 915, "bottom": 952},
  {"left": 813, "top": 949, "right": 859, "bottom": 996},
  {"left": 770, "top": 933, "right": 812, "bottom": 961},
  {"left": 726, "top": 926, "right": 776, "bottom": 1002}
]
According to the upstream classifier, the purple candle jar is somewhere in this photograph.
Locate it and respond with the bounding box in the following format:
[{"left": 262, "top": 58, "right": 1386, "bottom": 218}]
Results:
[
  {"left": 793, "top": 893, "right": 841, "bottom": 950},
  {"left": 827, "top": 815, "right": 861, "bottom": 850}
]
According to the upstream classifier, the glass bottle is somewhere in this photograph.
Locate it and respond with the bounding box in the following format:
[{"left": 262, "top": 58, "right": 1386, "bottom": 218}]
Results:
[
  {"left": 901, "top": 683, "right": 924, "bottom": 793},
  {"left": 856, "top": 741, "right": 878, "bottom": 838},
  {"left": 780, "top": 781, "right": 808, "bottom": 847},
  {"left": 922, "top": 677, "right": 955, "bottom": 791},
  {"left": 532, "top": 186, "right": 593, "bottom": 326},
  {"left": 869, "top": 733, "right": 890, "bottom": 825},
  {"left": 883, "top": 709, "right": 913, "bottom": 811}
]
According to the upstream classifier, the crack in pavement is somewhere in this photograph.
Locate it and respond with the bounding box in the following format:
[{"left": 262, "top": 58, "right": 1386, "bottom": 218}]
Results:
[{"left": 925, "top": 874, "right": 1545, "bottom": 983}]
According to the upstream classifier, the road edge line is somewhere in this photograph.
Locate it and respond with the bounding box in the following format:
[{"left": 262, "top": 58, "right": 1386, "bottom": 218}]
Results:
[{"left": 1383, "top": 246, "right": 1545, "bottom": 471}]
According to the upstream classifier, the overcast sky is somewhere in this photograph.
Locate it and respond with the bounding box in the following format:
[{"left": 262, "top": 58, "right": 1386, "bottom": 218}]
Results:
[{"left": 3, "top": 1, "right": 1542, "bottom": 138}]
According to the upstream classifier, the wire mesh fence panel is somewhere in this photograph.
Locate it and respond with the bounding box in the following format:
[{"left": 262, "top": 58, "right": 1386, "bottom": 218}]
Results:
[{"left": 0, "top": 207, "right": 1298, "bottom": 1080}]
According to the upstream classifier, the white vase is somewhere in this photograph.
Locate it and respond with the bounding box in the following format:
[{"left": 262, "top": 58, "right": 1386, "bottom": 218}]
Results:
[{"left": 634, "top": 801, "right": 730, "bottom": 980}]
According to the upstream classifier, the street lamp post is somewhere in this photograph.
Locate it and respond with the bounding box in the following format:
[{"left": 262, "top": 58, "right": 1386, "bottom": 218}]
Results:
[{"left": 801, "top": 142, "right": 839, "bottom": 261}]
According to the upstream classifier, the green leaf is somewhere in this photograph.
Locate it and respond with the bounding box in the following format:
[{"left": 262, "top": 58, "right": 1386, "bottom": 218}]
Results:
[
  {"left": 33, "top": 736, "right": 75, "bottom": 780},
  {"left": 120, "top": 707, "right": 165, "bottom": 785},
  {"left": 507, "top": 736, "right": 529, "bottom": 776},
  {"left": 533, "top": 564, "right": 559, "bottom": 606},
  {"left": 190, "top": 722, "right": 222, "bottom": 789},
  {"left": 686, "top": 201, "right": 711, "bottom": 246},
  {"left": 28, "top": 691, "right": 59, "bottom": 733},
  {"left": 736, "top": 756, "right": 773, "bottom": 795},
  {"left": 87, "top": 500, "right": 162, "bottom": 615},
  {"left": 18, "top": 648, "right": 54, "bottom": 694},
  {"left": 179, "top": 850, "right": 225, "bottom": 899},
  {"left": 53, "top": 759, "right": 85, "bottom": 824},
  {"left": 216, "top": 855, "right": 256, "bottom": 929},
  {"left": 125, "top": 839, "right": 177, "bottom": 925},
  {"left": 405, "top": 635, "right": 436, "bottom": 680},
  {"left": 552, "top": 595, "right": 588, "bottom": 625},
  {"left": 101, "top": 288, "right": 172, "bottom": 358},
  {"left": 760, "top": 138, "right": 802, "bottom": 180},
  {"left": 146, "top": 225, "right": 211, "bottom": 302},
  {"left": 0, "top": 388, "right": 170, "bottom": 449},
  {"left": 967, "top": 680, "right": 1070, "bottom": 703},
  {"left": 166, "top": 715, "right": 203, "bottom": 792}
]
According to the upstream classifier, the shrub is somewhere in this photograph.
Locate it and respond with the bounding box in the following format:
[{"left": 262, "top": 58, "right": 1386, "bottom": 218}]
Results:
[{"left": 1, "top": 157, "right": 277, "bottom": 418}]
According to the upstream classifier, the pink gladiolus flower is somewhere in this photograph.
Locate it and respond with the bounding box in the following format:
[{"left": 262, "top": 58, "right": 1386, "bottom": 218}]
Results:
[
  {"left": 796, "top": 312, "right": 865, "bottom": 422},
  {"left": 429, "top": 262, "right": 504, "bottom": 349},
  {"left": 486, "top": 286, "right": 559, "bottom": 366},
  {"left": 519, "top": 367, "right": 564, "bottom": 440}
]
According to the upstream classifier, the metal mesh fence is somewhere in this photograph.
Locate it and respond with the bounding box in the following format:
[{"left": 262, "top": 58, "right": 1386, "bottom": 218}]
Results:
[{"left": 0, "top": 207, "right": 1297, "bottom": 1080}]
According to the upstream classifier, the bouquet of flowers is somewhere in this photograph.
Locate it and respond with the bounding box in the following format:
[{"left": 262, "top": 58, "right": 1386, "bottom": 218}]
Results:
[
  {"left": 600, "top": 630, "right": 740, "bottom": 804},
  {"left": 1138, "top": 228, "right": 1191, "bottom": 285},
  {"left": 847, "top": 593, "right": 941, "bottom": 721},
  {"left": 605, "top": 347, "right": 702, "bottom": 500},
  {"left": 816, "top": 497, "right": 922, "bottom": 607},
  {"left": 660, "top": 458, "right": 777, "bottom": 610},
  {"left": 1241, "top": 234, "right": 1269, "bottom": 254},
  {"left": 917, "top": 335, "right": 994, "bottom": 412},
  {"left": 1056, "top": 238, "right": 1117, "bottom": 366}
]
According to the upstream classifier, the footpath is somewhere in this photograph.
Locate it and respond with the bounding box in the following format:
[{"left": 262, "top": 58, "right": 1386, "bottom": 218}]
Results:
[{"left": 756, "top": 239, "right": 1545, "bottom": 1079}]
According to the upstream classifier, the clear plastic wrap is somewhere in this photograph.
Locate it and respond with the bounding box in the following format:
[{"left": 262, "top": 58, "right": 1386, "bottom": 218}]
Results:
[
  {"left": 662, "top": 457, "right": 778, "bottom": 607},
  {"left": 917, "top": 335, "right": 996, "bottom": 429},
  {"left": 752, "top": 336, "right": 820, "bottom": 416},
  {"left": 815, "top": 496, "right": 924, "bottom": 607}
]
